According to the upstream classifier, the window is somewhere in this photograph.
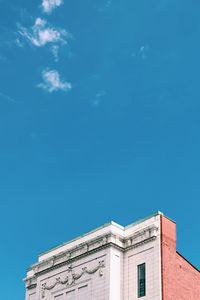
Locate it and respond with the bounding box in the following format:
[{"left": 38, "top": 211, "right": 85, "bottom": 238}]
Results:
[{"left": 138, "top": 263, "right": 146, "bottom": 298}]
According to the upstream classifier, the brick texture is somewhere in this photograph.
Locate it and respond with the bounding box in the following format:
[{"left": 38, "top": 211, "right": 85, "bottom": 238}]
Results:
[{"left": 161, "top": 216, "right": 200, "bottom": 300}]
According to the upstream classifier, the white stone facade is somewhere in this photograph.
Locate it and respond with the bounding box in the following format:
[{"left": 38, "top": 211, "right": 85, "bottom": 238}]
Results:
[{"left": 25, "top": 212, "right": 163, "bottom": 300}]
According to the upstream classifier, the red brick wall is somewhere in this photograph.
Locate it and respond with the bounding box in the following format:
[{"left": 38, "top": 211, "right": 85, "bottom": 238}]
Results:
[{"left": 161, "top": 216, "right": 200, "bottom": 300}]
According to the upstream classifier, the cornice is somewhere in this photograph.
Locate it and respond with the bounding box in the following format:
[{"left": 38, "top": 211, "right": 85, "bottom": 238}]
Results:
[
  {"left": 124, "top": 225, "right": 158, "bottom": 248},
  {"left": 26, "top": 243, "right": 110, "bottom": 286},
  {"left": 27, "top": 233, "right": 114, "bottom": 276},
  {"left": 27, "top": 283, "right": 37, "bottom": 290},
  {"left": 25, "top": 224, "right": 158, "bottom": 288}
]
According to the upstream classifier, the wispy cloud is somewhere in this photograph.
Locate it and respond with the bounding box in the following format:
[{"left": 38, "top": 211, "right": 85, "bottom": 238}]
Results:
[
  {"left": 131, "top": 44, "right": 150, "bottom": 60},
  {"left": 42, "top": 0, "right": 63, "bottom": 14},
  {"left": 17, "top": 18, "right": 69, "bottom": 48},
  {"left": 51, "top": 44, "right": 59, "bottom": 62},
  {"left": 139, "top": 45, "right": 149, "bottom": 59},
  {"left": 15, "top": 37, "right": 24, "bottom": 48},
  {"left": 98, "top": 0, "right": 112, "bottom": 12},
  {"left": 105, "top": 1, "right": 112, "bottom": 8},
  {"left": 92, "top": 91, "right": 106, "bottom": 106},
  {"left": 38, "top": 69, "right": 72, "bottom": 93},
  {"left": 0, "top": 92, "right": 16, "bottom": 103}
]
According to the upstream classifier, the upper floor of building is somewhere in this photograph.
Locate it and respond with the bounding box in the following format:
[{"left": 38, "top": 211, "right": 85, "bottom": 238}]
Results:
[{"left": 25, "top": 211, "right": 199, "bottom": 300}]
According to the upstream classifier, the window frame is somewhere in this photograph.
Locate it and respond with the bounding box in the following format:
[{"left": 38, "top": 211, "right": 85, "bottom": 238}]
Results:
[{"left": 137, "top": 263, "right": 146, "bottom": 298}]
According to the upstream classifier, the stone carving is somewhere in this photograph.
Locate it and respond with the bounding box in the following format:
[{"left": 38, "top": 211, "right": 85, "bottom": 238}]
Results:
[
  {"left": 25, "top": 275, "right": 37, "bottom": 290},
  {"left": 29, "top": 235, "right": 111, "bottom": 276},
  {"left": 125, "top": 225, "right": 158, "bottom": 248},
  {"left": 41, "top": 261, "right": 105, "bottom": 298}
]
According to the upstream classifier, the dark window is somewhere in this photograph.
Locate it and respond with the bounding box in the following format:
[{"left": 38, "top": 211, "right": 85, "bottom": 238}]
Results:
[{"left": 138, "top": 263, "right": 146, "bottom": 298}]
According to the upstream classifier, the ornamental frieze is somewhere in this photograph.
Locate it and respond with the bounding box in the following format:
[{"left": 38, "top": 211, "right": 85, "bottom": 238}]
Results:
[{"left": 41, "top": 260, "right": 105, "bottom": 298}]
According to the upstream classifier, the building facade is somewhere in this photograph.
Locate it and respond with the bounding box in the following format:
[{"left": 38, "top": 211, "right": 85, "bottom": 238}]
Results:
[{"left": 25, "top": 212, "right": 200, "bottom": 300}]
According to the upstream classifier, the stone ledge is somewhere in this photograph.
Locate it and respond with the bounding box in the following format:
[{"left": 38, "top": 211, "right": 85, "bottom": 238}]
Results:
[{"left": 25, "top": 224, "right": 158, "bottom": 287}]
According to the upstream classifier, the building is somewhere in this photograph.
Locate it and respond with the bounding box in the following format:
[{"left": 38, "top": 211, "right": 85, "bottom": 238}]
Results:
[{"left": 25, "top": 212, "right": 200, "bottom": 300}]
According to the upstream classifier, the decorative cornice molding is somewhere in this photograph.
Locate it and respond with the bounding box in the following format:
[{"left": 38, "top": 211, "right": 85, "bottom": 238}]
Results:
[
  {"left": 124, "top": 225, "right": 158, "bottom": 249},
  {"left": 25, "top": 276, "right": 37, "bottom": 289},
  {"left": 28, "top": 234, "right": 112, "bottom": 275},
  {"left": 41, "top": 260, "right": 105, "bottom": 298},
  {"left": 25, "top": 224, "right": 158, "bottom": 283},
  {"left": 27, "top": 283, "right": 37, "bottom": 290}
]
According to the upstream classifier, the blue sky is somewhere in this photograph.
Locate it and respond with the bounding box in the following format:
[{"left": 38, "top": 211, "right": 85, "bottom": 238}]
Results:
[{"left": 0, "top": 0, "right": 200, "bottom": 299}]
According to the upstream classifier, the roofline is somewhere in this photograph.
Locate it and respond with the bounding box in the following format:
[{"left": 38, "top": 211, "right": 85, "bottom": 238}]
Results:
[
  {"left": 161, "top": 214, "right": 176, "bottom": 224},
  {"left": 38, "top": 220, "right": 123, "bottom": 258},
  {"left": 176, "top": 251, "right": 200, "bottom": 273},
  {"left": 125, "top": 211, "right": 164, "bottom": 229},
  {"left": 39, "top": 211, "right": 164, "bottom": 259}
]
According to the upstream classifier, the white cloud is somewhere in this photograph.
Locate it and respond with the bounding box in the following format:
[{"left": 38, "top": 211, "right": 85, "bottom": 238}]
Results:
[
  {"left": 18, "top": 18, "right": 68, "bottom": 48},
  {"left": 139, "top": 45, "right": 149, "bottom": 60},
  {"left": 42, "top": 0, "right": 63, "bottom": 14},
  {"left": 15, "top": 37, "right": 24, "bottom": 48},
  {"left": 38, "top": 69, "right": 72, "bottom": 93},
  {"left": 51, "top": 45, "right": 59, "bottom": 62}
]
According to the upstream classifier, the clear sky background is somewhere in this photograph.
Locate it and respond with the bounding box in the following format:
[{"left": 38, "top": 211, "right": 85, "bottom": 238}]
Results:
[{"left": 0, "top": 0, "right": 200, "bottom": 299}]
